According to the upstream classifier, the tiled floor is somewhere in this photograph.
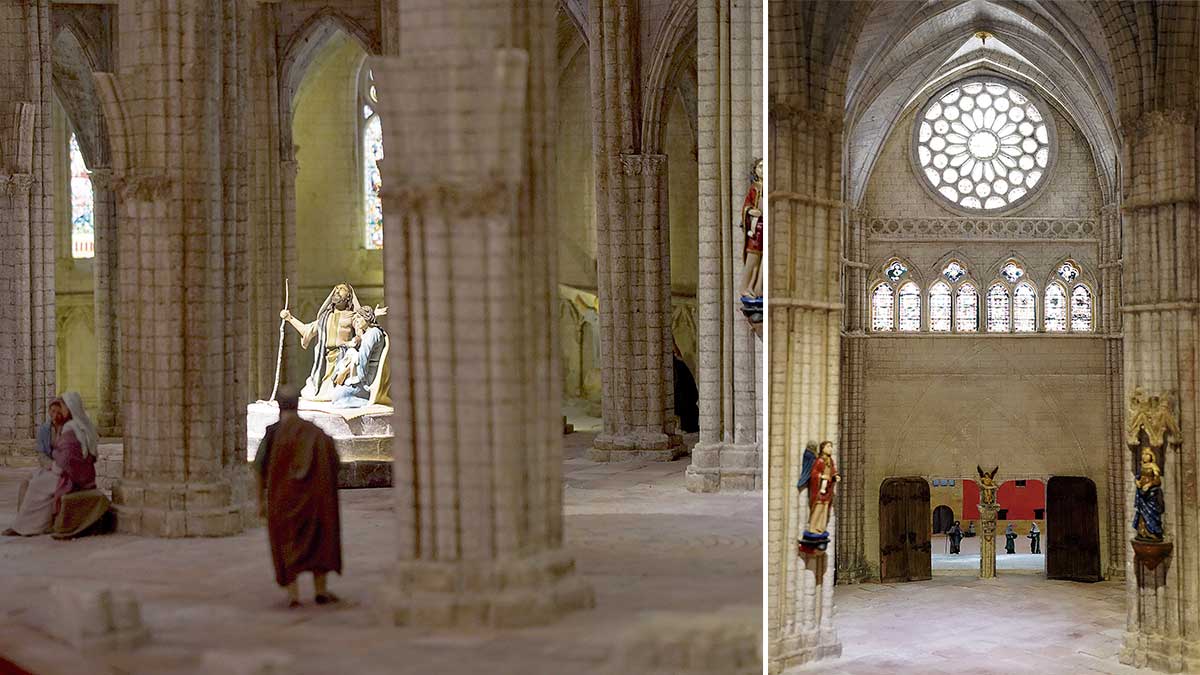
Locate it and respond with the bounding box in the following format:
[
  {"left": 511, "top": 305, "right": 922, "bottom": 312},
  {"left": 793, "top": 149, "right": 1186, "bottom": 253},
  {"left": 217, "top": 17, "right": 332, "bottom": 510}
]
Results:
[
  {"left": 0, "top": 431, "right": 760, "bottom": 675},
  {"left": 789, "top": 575, "right": 1156, "bottom": 675}
]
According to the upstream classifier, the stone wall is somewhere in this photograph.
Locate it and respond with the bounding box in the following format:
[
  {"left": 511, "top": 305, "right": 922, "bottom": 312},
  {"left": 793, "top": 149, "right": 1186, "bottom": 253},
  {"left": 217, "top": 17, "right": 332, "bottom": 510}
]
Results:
[{"left": 860, "top": 335, "right": 1111, "bottom": 575}]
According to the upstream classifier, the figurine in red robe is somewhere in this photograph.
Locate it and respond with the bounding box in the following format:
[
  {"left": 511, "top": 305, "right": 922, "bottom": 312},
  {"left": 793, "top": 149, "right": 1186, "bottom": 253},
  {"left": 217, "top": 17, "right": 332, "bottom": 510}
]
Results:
[
  {"left": 738, "top": 158, "right": 764, "bottom": 302},
  {"left": 798, "top": 440, "right": 839, "bottom": 554}
]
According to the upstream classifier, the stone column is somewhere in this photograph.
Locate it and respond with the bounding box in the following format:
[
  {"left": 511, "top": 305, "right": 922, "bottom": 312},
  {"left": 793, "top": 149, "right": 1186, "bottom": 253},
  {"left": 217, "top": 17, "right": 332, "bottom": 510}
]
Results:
[
  {"left": 979, "top": 502, "right": 998, "bottom": 579},
  {"left": 247, "top": 3, "right": 293, "bottom": 403},
  {"left": 95, "top": 0, "right": 255, "bottom": 537},
  {"left": 0, "top": 0, "right": 55, "bottom": 449},
  {"left": 836, "top": 209, "right": 871, "bottom": 581},
  {"left": 88, "top": 167, "right": 121, "bottom": 437},
  {"left": 1117, "top": 108, "right": 1200, "bottom": 671},
  {"left": 1100, "top": 201, "right": 1125, "bottom": 581},
  {"left": 588, "top": 0, "right": 681, "bottom": 462},
  {"left": 687, "top": 0, "right": 763, "bottom": 492},
  {"left": 768, "top": 105, "right": 844, "bottom": 674},
  {"left": 373, "top": 0, "right": 593, "bottom": 627}
]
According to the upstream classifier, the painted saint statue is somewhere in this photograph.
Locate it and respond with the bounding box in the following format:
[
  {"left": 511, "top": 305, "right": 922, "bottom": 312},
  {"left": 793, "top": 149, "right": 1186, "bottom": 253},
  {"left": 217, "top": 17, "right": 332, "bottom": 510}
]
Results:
[
  {"left": 1133, "top": 447, "right": 1165, "bottom": 541},
  {"left": 737, "top": 158, "right": 764, "bottom": 303},
  {"left": 280, "top": 283, "right": 391, "bottom": 408},
  {"left": 797, "top": 440, "right": 839, "bottom": 554}
]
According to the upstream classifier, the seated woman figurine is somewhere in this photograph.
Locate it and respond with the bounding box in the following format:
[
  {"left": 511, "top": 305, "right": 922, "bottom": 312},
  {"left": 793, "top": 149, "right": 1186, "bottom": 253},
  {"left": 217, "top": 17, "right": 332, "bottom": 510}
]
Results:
[
  {"left": 4, "top": 392, "right": 99, "bottom": 536},
  {"left": 331, "top": 307, "right": 388, "bottom": 409}
]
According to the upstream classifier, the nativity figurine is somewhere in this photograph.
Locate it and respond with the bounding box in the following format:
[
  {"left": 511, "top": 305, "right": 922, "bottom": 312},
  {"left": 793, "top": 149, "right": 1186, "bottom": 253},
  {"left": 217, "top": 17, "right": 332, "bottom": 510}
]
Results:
[{"left": 280, "top": 283, "right": 391, "bottom": 408}]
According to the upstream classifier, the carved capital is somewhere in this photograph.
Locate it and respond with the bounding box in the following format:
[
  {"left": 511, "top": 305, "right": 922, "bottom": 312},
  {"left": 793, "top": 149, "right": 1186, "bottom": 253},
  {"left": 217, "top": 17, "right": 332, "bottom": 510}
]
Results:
[
  {"left": 384, "top": 180, "right": 515, "bottom": 220},
  {"left": 619, "top": 154, "right": 667, "bottom": 177},
  {"left": 1127, "top": 387, "right": 1182, "bottom": 448},
  {"left": 112, "top": 171, "right": 173, "bottom": 203},
  {"left": 89, "top": 167, "right": 113, "bottom": 191},
  {"left": 3, "top": 173, "right": 34, "bottom": 196}
]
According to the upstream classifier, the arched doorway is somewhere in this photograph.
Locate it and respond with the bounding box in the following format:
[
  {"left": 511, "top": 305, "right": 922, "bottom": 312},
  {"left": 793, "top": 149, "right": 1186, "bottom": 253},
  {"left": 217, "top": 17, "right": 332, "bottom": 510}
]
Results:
[
  {"left": 931, "top": 504, "right": 954, "bottom": 534},
  {"left": 1046, "top": 476, "right": 1102, "bottom": 582},
  {"left": 879, "top": 477, "right": 932, "bottom": 583}
]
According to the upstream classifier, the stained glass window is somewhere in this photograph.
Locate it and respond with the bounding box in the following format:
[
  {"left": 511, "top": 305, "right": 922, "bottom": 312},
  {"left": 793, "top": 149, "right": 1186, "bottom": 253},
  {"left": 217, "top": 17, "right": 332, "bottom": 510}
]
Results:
[
  {"left": 1013, "top": 282, "right": 1037, "bottom": 332},
  {"left": 69, "top": 133, "right": 94, "bottom": 259},
  {"left": 1000, "top": 261, "right": 1024, "bottom": 283},
  {"left": 956, "top": 283, "right": 978, "bottom": 332},
  {"left": 1057, "top": 261, "right": 1079, "bottom": 283},
  {"left": 942, "top": 261, "right": 966, "bottom": 282},
  {"left": 1071, "top": 285, "right": 1093, "bottom": 332},
  {"left": 1045, "top": 283, "right": 1067, "bottom": 332},
  {"left": 987, "top": 283, "right": 1010, "bottom": 332},
  {"left": 361, "top": 68, "right": 384, "bottom": 250},
  {"left": 929, "top": 281, "right": 952, "bottom": 332},
  {"left": 872, "top": 284, "right": 894, "bottom": 332},
  {"left": 915, "top": 79, "right": 1053, "bottom": 212},
  {"left": 898, "top": 281, "right": 921, "bottom": 332},
  {"left": 885, "top": 260, "right": 908, "bottom": 282}
]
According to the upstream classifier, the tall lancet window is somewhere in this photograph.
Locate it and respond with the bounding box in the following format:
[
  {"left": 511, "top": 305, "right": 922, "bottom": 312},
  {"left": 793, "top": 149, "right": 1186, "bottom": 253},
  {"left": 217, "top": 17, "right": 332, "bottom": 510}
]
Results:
[
  {"left": 361, "top": 66, "right": 384, "bottom": 250},
  {"left": 929, "top": 281, "right": 952, "bottom": 332},
  {"left": 69, "top": 133, "right": 95, "bottom": 259}
]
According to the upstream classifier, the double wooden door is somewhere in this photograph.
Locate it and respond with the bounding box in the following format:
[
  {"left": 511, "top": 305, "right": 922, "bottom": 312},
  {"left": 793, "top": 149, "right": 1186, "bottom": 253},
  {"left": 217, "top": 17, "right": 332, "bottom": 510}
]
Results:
[
  {"left": 1046, "top": 476, "right": 1102, "bottom": 582},
  {"left": 879, "top": 477, "right": 932, "bottom": 582}
]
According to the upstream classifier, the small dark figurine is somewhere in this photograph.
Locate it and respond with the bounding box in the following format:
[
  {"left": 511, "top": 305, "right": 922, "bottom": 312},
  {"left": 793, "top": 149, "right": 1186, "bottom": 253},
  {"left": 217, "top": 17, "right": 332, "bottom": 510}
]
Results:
[
  {"left": 964, "top": 521, "right": 977, "bottom": 538},
  {"left": 1004, "top": 523, "right": 1016, "bottom": 554},
  {"left": 1027, "top": 522, "right": 1041, "bottom": 554},
  {"left": 946, "top": 520, "right": 964, "bottom": 554}
]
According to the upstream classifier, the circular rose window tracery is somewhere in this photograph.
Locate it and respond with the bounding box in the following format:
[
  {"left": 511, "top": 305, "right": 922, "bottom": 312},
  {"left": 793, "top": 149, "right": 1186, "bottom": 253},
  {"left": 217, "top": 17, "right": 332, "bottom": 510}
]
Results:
[{"left": 913, "top": 79, "right": 1055, "bottom": 214}]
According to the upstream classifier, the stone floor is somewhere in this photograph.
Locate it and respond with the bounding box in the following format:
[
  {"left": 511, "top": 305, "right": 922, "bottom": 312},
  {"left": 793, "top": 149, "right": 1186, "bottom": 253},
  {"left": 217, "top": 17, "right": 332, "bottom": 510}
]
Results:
[
  {"left": 789, "top": 575, "right": 1156, "bottom": 675},
  {"left": 0, "top": 431, "right": 760, "bottom": 675}
]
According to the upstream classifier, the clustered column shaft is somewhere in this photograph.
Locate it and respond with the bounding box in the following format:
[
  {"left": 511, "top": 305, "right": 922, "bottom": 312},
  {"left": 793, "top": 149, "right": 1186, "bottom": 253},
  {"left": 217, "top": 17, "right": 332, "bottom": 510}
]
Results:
[{"left": 373, "top": 0, "right": 593, "bottom": 627}]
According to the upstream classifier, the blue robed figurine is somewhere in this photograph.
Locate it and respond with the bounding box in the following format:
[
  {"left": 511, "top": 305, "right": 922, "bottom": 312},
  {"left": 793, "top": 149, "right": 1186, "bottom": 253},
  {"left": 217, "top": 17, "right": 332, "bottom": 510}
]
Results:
[{"left": 1132, "top": 446, "right": 1165, "bottom": 541}]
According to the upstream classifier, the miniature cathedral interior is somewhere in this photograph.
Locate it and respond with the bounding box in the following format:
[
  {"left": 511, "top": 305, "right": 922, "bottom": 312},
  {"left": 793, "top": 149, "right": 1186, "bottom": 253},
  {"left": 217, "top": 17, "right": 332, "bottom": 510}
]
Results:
[
  {"left": 771, "top": 1, "right": 1200, "bottom": 674},
  {"left": 0, "top": 1, "right": 762, "bottom": 673}
]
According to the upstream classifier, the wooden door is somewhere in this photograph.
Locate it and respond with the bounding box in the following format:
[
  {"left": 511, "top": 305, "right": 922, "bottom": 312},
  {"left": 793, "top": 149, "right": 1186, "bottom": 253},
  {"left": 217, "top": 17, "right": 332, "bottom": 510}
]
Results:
[
  {"left": 879, "top": 477, "right": 932, "bottom": 582},
  {"left": 1046, "top": 476, "right": 1102, "bottom": 582}
]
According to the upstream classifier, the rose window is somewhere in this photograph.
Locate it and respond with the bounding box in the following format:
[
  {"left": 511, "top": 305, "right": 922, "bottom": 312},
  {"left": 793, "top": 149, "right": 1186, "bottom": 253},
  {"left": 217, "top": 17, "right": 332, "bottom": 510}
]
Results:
[{"left": 914, "top": 79, "right": 1054, "bottom": 213}]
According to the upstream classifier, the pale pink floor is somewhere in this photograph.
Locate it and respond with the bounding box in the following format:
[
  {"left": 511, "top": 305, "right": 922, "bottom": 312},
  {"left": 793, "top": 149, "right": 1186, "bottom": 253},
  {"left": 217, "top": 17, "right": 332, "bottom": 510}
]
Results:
[
  {"left": 790, "top": 575, "right": 1157, "bottom": 674},
  {"left": 0, "top": 431, "right": 760, "bottom": 675}
]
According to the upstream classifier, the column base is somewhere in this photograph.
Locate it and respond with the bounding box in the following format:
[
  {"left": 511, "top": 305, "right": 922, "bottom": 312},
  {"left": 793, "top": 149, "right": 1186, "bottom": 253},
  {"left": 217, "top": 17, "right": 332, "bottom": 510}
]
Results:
[
  {"left": 606, "top": 605, "right": 760, "bottom": 674},
  {"left": 111, "top": 468, "right": 256, "bottom": 537},
  {"left": 1120, "top": 631, "right": 1191, "bottom": 673},
  {"left": 589, "top": 431, "right": 684, "bottom": 462},
  {"left": 770, "top": 628, "right": 842, "bottom": 674},
  {"left": 382, "top": 548, "right": 595, "bottom": 628},
  {"left": 685, "top": 442, "right": 761, "bottom": 492}
]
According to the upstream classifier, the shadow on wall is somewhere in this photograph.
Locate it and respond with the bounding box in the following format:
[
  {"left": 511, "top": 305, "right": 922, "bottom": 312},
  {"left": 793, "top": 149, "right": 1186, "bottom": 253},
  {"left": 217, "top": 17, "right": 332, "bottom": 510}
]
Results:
[{"left": 558, "top": 284, "right": 697, "bottom": 413}]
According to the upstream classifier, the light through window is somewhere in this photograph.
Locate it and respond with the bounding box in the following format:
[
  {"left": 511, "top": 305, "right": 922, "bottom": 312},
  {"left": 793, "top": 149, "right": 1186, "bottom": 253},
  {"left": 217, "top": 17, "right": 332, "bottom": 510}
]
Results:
[
  {"left": 362, "top": 68, "right": 383, "bottom": 250},
  {"left": 915, "top": 79, "right": 1053, "bottom": 212},
  {"left": 956, "top": 283, "right": 978, "bottom": 332},
  {"left": 69, "top": 133, "right": 94, "bottom": 259},
  {"left": 1045, "top": 283, "right": 1067, "bottom": 332},
  {"left": 898, "top": 282, "right": 921, "bottom": 332},
  {"left": 1013, "top": 282, "right": 1037, "bottom": 332},
  {"left": 987, "top": 283, "right": 1010, "bottom": 332},
  {"left": 872, "top": 284, "right": 894, "bottom": 332},
  {"left": 1071, "top": 286, "right": 1093, "bottom": 332}
]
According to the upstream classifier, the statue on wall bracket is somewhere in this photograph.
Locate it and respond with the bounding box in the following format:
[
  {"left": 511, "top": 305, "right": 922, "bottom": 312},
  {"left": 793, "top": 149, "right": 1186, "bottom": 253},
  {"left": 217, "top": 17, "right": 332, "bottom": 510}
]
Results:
[
  {"left": 797, "top": 440, "right": 839, "bottom": 556},
  {"left": 1127, "top": 387, "right": 1180, "bottom": 570},
  {"left": 279, "top": 283, "right": 392, "bottom": 409},
  {"left": 737, "top": 158, "right": 763, "bottom": 308}
]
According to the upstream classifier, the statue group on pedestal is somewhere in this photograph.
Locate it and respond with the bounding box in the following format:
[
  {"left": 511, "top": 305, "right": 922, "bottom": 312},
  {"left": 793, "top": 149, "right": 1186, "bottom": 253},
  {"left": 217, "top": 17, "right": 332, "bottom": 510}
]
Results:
[
  {"left": 797, "top": 440, "right": 839, "bottom": 555},
  {"left": 279, "top": 283, "right": 392, "bottom": 409}
]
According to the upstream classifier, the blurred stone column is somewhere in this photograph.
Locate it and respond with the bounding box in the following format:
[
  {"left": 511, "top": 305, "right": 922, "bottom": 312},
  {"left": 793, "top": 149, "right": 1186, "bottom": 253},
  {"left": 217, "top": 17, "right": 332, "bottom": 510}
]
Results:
[
  {"left": 95, "top": 0, "right": 254, "bottom": 537},
  {"left": 589, "top": 0, "right": 681, "bottom": 462},
  {"left": 0, "top": 0, "right": 55, "bottom": 448},
  {"left": 373, "top": 0, "right": 593, "bottom": 627},
  {"left": 688, "top": 0, "right": 763, "bottom": 492},
  {"left": 1100, "top": 201, "right": 1125, "bottom": 581},
  {"left": 88, "top": 167, "right": 120, "bottom": 437}
]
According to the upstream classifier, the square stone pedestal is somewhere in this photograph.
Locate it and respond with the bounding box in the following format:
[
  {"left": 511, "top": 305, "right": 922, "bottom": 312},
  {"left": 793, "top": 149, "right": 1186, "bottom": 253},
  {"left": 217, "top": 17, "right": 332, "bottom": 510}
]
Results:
[{"left": 247, "top": 401, "right": 394, "bottom": 488}]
